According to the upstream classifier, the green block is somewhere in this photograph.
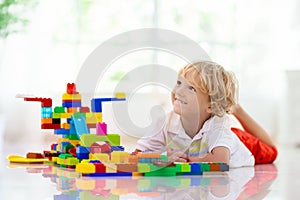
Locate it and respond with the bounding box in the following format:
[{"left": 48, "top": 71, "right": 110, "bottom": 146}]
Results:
[
  {"left": 58, "top": 153, "right": 73, "bottom": 159},
  {"left": 65, "top": 133, "right": 79, "bottom": 140},
  {"left": 66, "top": 157, "right": 79, "bottom": 166},
  {"left": 178, "top": 163, "right": 191, "bottom": 172},
  {"left": 107, "top": 134, "right": 120, "bottom": 146},
  {"left": 80, "top": 134, "right": 120, "bottom": 147},
  {"left": 200, "top": 163, "right": 210, "bottom": 172},
  {"left": 138, "top": 163, "right": 151, "bottom": 173},
  {"left": 52, "top": 112, "right": 61, "bottom": 119},
  {"left": 54, "top": 106, "right": 65, "bottom": 113},
  {"left": 73, "top": 112, "right": 86, "bottom": 118},
  {"left": 145, "top": 164, "right": 177, "bottom": 176},
  {"left": 63, "top": 143, "right": 74, "bottom": 154}
]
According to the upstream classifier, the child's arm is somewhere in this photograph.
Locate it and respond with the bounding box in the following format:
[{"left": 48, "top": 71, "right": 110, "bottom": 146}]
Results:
[
  {"left": 231, "top": 104, "right": 275, "bottom": 147},
  {"left": 188, "top": 146, "right": 230, "bottom": 164}
]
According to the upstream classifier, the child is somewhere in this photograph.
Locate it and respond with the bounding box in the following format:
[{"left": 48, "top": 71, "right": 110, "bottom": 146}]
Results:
[{"left": 136, "top": 61, "right": 277, "bottom": 167}]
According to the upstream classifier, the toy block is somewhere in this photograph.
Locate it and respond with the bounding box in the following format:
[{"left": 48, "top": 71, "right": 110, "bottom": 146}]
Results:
[
  {"left": 85, "top": 112, "right": 98, "bottom": 124},
  {"left": 85, "top": 172, "right": 132, "bottom": 177},
  {"left": 66, "top": 157, "right": 79, "bottom": 166},
  {"left": 104, "top": 162, "right": 117, "bottom": 173},
  {"left": 54, "top": 106, "right": 65, "bottom": 113},
  {"left": 52, "top": 113, "right": 61, "bottom": 118},
  {"left": 219, "top": 163, "right": 229, "bottom": 171},
  {"left": 177, "top": 163, "right": 191, "bottom": 172},
  {"left": 128, "top": 154, "right": 138, "bottom": 164},
  {"left": 96, "top": 122, "right": 107, "bottom": 135},
  {"left": 115, "top": 92, "right": 126, "bottom": 99},
  {"left": 80, "top": 106, "right": 90, "bottom": 113},
  {"left": 73, "top": 112, "right": 85, "bottom": 118},
  {"left": 76, "top": 146, "right": 90, "bottom": 159},
  {"left": 137, "top": 163, "right": 151, "bottom": 173},
  {"left": 24, "top": 97, "right": 52, "bottom": 107},
  {"left": 60, "top": 112, "right": 71, "bottom": 118},
  {"left": 41, "top": 124, "right": 61, "bottom": 129},
  {"left": 94, "top": 163, "right": 106, "bottom": 173},
  {"left": 91, "top": 99, "right": 102, "bottom": 112},
  {"left": 52, "top": 118, "right": 61, "bottom": 124},
  {"left": 80, "top": 134, "right": 120, "bottom": 147},
  {"left": 110, "top": 151, "right": 129, "bottom": 163},
  {"left": 41, "top": 107, "right": 52, "bottom": 118},
  {"left": 91, "top": 142, "right": 111, "bottom": 153},
  {"left": 26, "top": 152, "right": 44, "bottom": 159},
  {"left": 54, "top": 128, "right": 70, "bottom": 135},
  {"left": 209, "top": 163, "right": 220, "bottom": 171},
  {"left": 90, "top": 153, "right": 110, "bottom": 162},
  {"left": 69, "top": 147, "right": 76, "bottom": 157},
  {"left": 107, "top": 134, "right": 120, "bottom": 146},
  {"left": 67, "top": 83, "right": 79, "bottom": 94},
  {"left": 67, "top": 107, "right": 79, "bottom": 113},
  {"left": 199, "top": 163, "right": 210, "bottom": 172},
  {"left": 71, "top": 115, "right": 90, "bottom": 137},
  {"left": 87, "top": 124, "right": 96, "bottom": 129},
  {"left": 62, "top": 93, "right": 82, "bottom": 101},
  {"left": 145, "top": 165, "right": 177, "bottom": 176},
  {"left": 76, "top": 163, "right": 95, "bottom": 174},
  {"left": 95, "top": 113, "right": 102, "bottom": 122},
  {"left": 63, "top": 102, "right": 82, "bottom": 108},
  {"left": 116, "top": 163, "right": 137, "bottom": 172},
  {"left": 61, "top": 122, "right": 70, "bottom": 129},
  {"left": 41, "top": 118, "right": 52, "bottom": 124},
  {"left": 111, "top": 146, "right": 125, "bottom": 151}
]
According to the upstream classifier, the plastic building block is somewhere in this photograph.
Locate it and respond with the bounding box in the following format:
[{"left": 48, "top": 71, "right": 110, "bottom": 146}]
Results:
[
  {"left": 67, "top": 83, "right": 79, "bottom": 94},
  {"left": 96, "top": 122, "right": 107, "bottom": 135},
  {"left": 90, "top": 142, "right": 111, "bottom": 153},
  {"left": 26, "top": 152, "right": 44, "bottom": 159},
  {"left": 71, "top": 115, "right": 90, "bottom": 137}
]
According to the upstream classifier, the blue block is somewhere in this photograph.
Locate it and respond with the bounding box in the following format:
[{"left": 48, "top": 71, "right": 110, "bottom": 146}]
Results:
[
  {"left": 71, "top": 115, "right": 89, "bottom": 137},
  {"left": 190, "top": 163, "right": 201, "bottom": 173},
  {"left": 76, "top": 146, "right": 90, "bottom": 154},
  {"left": 54, "top": 128, "right": 70, "bottom": 135},
  {"left": 111, "top": 146, "right": 125, "bottom": 151},
  {"left": 85, "top": 172, "right": 132, "bottom": 177},
  {"left": 62, "top": 102, "right": 82, "bottom": 108},
  {"left": 91, "top": 99, "right": 103, "bottom": 112}
]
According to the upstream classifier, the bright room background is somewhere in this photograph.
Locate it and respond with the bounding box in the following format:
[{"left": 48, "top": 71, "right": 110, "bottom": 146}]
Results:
[{"left": 1, "top": 0, "right": 300, "bottom": 152}]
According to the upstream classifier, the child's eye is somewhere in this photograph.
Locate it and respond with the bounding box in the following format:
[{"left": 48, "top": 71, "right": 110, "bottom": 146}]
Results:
[
  {"left": 176, "top": 80, "right": 181, "bottom": 85},
  {"left": 188, "top": 86, "right": 196, "bottom": 92}
]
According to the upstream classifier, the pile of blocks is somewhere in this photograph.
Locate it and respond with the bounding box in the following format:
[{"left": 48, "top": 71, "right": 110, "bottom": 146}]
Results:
[{"left": 19, "top": 83, "right": 229, "bottom": 176}]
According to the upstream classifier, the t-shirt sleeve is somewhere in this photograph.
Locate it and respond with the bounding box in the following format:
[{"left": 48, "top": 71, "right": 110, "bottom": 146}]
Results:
[{"left": 207, "top": 129, "right": 237, "bottom": 153}]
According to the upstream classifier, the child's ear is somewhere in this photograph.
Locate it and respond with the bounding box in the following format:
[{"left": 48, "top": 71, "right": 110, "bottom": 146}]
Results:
[{"left": 206, "top": 106, "right": 212, "bottom": 113}]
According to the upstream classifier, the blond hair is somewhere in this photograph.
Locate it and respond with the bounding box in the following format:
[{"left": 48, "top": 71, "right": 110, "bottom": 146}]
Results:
[{"left": 178, "top": 61, "right": 238, "bottom": 117}]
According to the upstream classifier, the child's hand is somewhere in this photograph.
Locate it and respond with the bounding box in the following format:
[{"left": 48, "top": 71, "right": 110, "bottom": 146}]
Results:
[{"left": 167, "top": 148, "right": 188, "bottom": 162}]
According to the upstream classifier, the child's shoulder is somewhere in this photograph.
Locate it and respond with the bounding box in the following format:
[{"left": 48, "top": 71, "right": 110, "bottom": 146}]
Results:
[{"left": 207, "top": 114, "right": 232, "bottom": 130}]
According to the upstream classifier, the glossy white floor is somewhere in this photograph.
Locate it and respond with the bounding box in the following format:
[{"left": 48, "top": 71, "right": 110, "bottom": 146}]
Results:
[{"left": 0, "top": 141, "right": 299, "bottom": 200}]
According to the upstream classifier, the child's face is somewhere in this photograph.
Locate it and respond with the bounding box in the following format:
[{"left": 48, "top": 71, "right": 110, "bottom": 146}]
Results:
[{"left": 172, "top": 75, "right": 211, "bottom": 118}]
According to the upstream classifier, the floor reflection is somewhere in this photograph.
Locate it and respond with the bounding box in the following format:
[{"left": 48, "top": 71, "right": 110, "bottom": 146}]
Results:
[{"left": 6, "top": 163, "right": 277, "bottom": 200}]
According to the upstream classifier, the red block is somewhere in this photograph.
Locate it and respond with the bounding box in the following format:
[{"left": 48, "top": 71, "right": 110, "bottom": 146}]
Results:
[
  {"left": 67, "top": 83, "right": 79, "bottom": 94},
  {"left": 80, "top": 106, "right": 90, "bottom": 113},
  {"left": 94, "top": 163, "right": 106, "bottom": 173},
  {"left": 41, "top": 124, "right": 61, "bottom": 129}
]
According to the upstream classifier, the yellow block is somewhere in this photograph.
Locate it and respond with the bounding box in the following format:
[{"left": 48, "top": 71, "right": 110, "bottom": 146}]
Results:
[
  {"left": 110, "top": 151, "right": 129, "bottom": 163},
  {"left": 95, "top": 113, "right": 102, "bottom": 122},
  {"left": 85, "top": 112, "right": 97, "bottom": 124},
  {"left": 60, "top": 113, "right": 71, "bottom": 118},
  {"left": 115, "top": 92, "right": 126, "bottom": 99},
  {"left": 62, "top": 93, "right": 82, "bottom": 100},
  {"left": 76, "top": 163, "right": 95, "bottom": 173},
  {"left": 90, "top": 153, "right": 110, "bottom": 162}
]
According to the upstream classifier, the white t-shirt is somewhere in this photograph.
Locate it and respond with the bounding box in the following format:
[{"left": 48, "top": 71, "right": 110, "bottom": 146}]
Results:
[{"left": 136, "top": 111, "right": 254, "bottom": 168}]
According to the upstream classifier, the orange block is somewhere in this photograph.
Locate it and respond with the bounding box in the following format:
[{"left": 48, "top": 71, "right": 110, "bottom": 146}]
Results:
[
  {"left": 41, "top": 118, "right": 52, "bottom": 124},
  {"left": 67, "top": 107, "right": 78, "bottom": 113}
]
